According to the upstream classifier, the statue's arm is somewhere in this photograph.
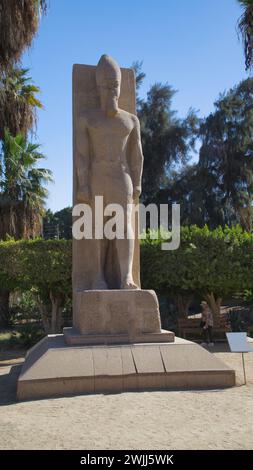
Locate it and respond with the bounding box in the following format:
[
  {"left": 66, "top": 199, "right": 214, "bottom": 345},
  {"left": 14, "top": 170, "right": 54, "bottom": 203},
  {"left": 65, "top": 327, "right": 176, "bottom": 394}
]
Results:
[
  {"left": 127, "top": 116, "right": 144, "bottom": 200},
  {"left": 75, "top": 116, "right": 90, "bottom": 202}
]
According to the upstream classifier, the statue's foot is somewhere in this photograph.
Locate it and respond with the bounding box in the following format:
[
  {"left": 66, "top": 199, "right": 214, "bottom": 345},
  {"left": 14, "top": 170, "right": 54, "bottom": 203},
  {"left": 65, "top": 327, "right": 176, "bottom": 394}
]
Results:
[
  {"left": 121, "top": 277, "right": 139, "bottom": 290},
  {"left": 92, "top": 279, "right": 108, "bottom": 290}
]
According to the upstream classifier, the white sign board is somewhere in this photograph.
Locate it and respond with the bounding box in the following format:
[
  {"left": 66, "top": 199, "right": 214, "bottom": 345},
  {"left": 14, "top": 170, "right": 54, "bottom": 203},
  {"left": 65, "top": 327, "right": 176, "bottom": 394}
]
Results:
[{"left": 226, "top": 332, "right": 253, "bottom": 353}]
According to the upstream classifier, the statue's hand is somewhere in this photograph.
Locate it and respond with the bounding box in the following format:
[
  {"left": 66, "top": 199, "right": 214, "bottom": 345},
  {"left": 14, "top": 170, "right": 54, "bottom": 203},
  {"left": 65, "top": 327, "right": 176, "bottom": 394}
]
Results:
[
  {"left": 76, "top": 187, "right": 90, "bottom": 203},
  {"left": 133, "top": 186, "right": 141, "bottom": 200}
]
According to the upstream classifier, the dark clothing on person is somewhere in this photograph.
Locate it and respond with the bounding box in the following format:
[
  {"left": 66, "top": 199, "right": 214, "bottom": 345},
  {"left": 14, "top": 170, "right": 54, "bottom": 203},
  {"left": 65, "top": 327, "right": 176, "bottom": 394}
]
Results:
[{"left": 203, "top": 325, "right": 213, "bottom": 344}]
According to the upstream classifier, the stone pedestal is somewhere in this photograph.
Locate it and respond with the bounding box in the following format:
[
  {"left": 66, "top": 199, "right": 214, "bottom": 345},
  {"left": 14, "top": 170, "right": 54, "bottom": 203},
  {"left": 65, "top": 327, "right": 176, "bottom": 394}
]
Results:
[
  {"left": 17, "top": 286, "right": 236, "bottom": 400},
  {"left": 17, "top": 336, "right": 236, "bottom": 401},
  {"left": 66, "top": 289, "right": 174, "bottom": 345},
  {"left": 17, "top": 287, "right": 236, "bottom": 401}
]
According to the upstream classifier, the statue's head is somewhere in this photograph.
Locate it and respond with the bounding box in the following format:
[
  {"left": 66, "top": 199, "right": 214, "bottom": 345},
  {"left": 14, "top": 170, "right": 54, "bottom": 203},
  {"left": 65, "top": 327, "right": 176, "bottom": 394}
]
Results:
[{"left": 96, "top": 54, "right": 121, "bottom": 117}]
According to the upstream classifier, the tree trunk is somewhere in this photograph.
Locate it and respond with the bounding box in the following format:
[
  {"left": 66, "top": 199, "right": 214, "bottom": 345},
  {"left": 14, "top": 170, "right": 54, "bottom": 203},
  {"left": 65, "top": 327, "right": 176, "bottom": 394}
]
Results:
[
  {"left": 205, "top": 293, "right": 222, "bottom": 320},
  {"left": 0, "top": 202, "right": 42, "bottom": 240},
  {"left": 0, "top": 289, "right": 10, "bottom": 327},
  {"left": 56, "top": 305, "right": 63, "bottom": 333},
  {"left": 174, "top": 294, "right": 193, "bottom": 318},
  {"left": 38, "top": 299, "right": 51, "bottom": 334},
  {"left": 49, "top": 291, "right": 63, "bottom": 334}
]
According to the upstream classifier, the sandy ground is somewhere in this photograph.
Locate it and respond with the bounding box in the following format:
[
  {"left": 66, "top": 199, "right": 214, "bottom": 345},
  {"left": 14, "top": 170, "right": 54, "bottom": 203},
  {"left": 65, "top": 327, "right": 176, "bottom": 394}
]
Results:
[{"left": 0, "top": 345, "right": 253, "bottom": 450}]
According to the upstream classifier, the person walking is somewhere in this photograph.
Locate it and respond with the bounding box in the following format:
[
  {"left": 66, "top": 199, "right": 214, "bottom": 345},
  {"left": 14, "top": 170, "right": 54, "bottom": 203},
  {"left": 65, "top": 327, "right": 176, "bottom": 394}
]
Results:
[{"left": 200, "top": 301, "right": 214, "bottom": 347}]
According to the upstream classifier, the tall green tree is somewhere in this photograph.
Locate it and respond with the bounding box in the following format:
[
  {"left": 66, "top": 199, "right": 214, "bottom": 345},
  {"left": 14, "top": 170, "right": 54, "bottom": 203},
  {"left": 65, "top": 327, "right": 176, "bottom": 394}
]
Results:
[
  {"left": 167, "top": 164, "right": 220, "bottom": 228},
  {"left": 131, "top": 61, "right": 199, "bottom": 204},
  {"left": 138, "top": 83, "right": 198, "bottom": 203},
  {"left": 43, "top": 207, "right": 72, "bottom": 240},
  {"left": 0, "top": 130, "right": 52, "bottom": 326},
  {"left": 0, "top": 0, "right": 47, "bottom": 69},
  {"left": 238, "top": 0, "right": 253, "bottom": 71},
  {"left": 131, "top": 60, "right": 146, "bottom": 108},
  {"left": 0, "top": 67, "right": 42, "bottom": 140},
  {"left": 198, "top": 78, "right": 253, "bottom": 230},
  {"left": 0, "top": 1, "right": 48, "bottom": 326},
  {"left": 0, "top": 129, "right": 52, "bottom": 240},
  {"left": 171, "top": 78, "right": 253, "bottom": 230}
]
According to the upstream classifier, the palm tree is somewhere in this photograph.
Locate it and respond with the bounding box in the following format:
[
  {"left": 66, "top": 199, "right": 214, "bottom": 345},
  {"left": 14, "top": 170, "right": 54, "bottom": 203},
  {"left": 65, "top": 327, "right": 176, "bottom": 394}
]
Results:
[
  {"left": 0, "top": 67, "right": 42, "bottom": 140},
  {"left": 0, "top": 129, "right": 52, "bottom": 326},
  {"left": 0, "top": 129, "right": 53, "bottom": 240},
  {"left": 238, "top": 0, "right": 253, "bottom": 70},
  {"left": 0, "top": 1, "right": 47, "bottom": 326},
  {"left": 0, "top": 0, "right": 47, "bottom": 69}
]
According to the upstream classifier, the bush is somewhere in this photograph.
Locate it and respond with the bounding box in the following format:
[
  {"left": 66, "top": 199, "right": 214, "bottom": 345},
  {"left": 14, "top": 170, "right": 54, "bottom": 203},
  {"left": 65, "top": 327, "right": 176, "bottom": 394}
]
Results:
[
  {"left": 10, "top": 290, "right": 40, "bottom": 324},
  {"left": 227, "top": 310, "right": 245, "bottom": 332},
  {"left": 18, "top": 323, "right": 44, "bottom": 348}
]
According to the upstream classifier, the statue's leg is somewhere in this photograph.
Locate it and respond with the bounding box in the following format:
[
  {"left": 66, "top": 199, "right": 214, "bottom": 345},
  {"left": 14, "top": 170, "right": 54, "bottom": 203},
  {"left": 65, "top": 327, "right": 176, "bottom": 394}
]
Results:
[
  {"left": 91, "top": 239, "right": 108, "bottom": 290},
  {"left": 91, "top": 180, "right": 108, "bottom": 290},
  {"left": 114, "top": 174, "right": 138, "bottom": 290},
  {"left": 116, "top": 217, "right": 138, "bottom": 289}
]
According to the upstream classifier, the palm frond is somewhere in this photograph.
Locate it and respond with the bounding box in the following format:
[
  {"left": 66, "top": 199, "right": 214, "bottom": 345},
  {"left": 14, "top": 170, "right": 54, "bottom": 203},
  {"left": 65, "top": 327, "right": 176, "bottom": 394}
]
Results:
[
  {"left": 0, "top": 130, "right": 53, "bottom": 231},
  {"left": 0, "top": 67, "right": 42, "bottom": 138},
  {"left": 0, "top": 0, "right": 47, "bottom": 69},
  {"left": 238, "top": 0, "right": 253, "bottom": 70}
]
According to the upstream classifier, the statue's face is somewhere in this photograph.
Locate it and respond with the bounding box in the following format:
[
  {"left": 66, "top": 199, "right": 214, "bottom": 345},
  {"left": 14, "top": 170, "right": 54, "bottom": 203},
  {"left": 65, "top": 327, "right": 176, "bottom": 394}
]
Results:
[
  {"left": 96, "top": 55, "right": 122, "bottom": 117},
  {"left": 98, "top": 76, "right": 121, "bottom": 117}
]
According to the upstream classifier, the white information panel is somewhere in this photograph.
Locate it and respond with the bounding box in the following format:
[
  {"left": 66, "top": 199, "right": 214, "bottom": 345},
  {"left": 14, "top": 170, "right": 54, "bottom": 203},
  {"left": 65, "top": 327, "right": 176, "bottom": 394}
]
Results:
[{"left": 226, "top": 332, "right": 253, "bottom": 353}]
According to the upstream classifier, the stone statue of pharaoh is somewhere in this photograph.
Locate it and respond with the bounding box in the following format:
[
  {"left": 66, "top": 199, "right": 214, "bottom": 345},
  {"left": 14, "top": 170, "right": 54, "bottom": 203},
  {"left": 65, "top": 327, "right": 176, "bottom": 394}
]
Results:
[{"left": 76, "top": 55, "right": 143, "bottom": 290}]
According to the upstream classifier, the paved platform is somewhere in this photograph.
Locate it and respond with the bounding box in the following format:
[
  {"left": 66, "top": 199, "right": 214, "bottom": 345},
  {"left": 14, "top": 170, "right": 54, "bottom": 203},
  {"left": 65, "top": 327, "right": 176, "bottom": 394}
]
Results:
[{"left": 17, "top": 335, "right": 235, "bottom": 400}]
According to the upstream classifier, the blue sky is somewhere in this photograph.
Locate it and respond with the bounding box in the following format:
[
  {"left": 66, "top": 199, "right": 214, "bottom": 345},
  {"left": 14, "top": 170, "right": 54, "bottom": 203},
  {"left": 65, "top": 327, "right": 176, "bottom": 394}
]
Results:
[{"left": 23, "top": 0, "right": 247, "bottom": 212}]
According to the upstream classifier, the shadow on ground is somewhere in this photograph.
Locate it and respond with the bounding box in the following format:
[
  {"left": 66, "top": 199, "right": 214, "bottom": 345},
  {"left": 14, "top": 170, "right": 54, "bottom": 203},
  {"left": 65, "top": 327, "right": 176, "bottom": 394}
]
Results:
[{"left": 0, "top": 363, "right": 22, "bottom": 405}]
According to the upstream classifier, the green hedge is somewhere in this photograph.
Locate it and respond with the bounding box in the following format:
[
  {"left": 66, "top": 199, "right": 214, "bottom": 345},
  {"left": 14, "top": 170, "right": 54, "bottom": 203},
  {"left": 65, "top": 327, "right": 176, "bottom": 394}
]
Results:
[
  {"left": 0, "top": 239, "right": 71, "bottom": 332},
  {"left": 141, "top": 225, "right": 253, "bottom": 315},
  {"left": 141, "top": 225, "right": 253, "bottom": 292},
  {"left": 0, "top": 238, "right": 71, "bottom": 294},
  {"left": 0, "top": 225, "right": 253, "bottom": 328}
]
